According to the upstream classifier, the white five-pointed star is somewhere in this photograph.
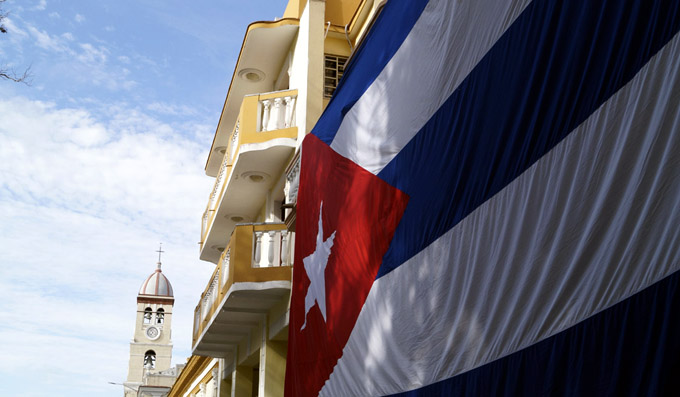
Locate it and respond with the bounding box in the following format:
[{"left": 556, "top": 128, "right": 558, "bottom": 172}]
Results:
[{"left": 301, "top": 202, "right": 336, "bottom": 330}]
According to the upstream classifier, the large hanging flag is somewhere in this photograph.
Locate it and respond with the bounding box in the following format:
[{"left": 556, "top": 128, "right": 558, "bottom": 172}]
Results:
[{"left": 286, "top": 0, "right": 680, "bottom": 395}]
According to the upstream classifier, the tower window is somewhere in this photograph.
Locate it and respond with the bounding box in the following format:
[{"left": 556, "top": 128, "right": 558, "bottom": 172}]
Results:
[
  {"left": 156, "top": 308, "right": 164, "bottom": 324},
  {"left": 324, "top": 54, "right": 347, "bottom": 98},
  {"left": 143, "top": 307, "right": 152, "bottom": 324},
  {"left": 144, "top": 350, "right": 156, "bottom": 369}
]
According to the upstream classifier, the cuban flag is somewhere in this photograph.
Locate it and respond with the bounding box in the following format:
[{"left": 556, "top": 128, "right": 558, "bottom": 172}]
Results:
[{"left": 286, "top": 0, "right": 680, "bottom": 395}]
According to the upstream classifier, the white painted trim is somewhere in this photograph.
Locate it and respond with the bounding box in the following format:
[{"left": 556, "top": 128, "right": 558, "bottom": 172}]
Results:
[{"left": 183, "top": 358, "right": 219, "bottom": 397}]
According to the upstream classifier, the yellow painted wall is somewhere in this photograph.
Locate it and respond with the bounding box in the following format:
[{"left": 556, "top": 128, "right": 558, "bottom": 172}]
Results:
[
  {"left": 233, "top": 365, "right": 255, "bottom": 397},
  {"left": 168, "top": 356, "right": 212, "bottom": 397},
  {"left": 261, "top": 340, "right": 287, "bottom": 397},
  {"left": 325, "top": 36, "right": 352, "bottom": 58},
  {"left": 283, "top": 0, "right": 306, "bottom": 19},
  {"left": 221, "top": 375, "right": 232, "bottom": 397},
  {"left": 326, "top": 0, "right": 364, "bottom": 27},
  {"left": 285, "top": 0, "right": 364, "bottom": 28}
]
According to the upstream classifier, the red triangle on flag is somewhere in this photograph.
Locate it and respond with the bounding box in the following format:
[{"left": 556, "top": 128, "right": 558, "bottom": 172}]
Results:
[{"left": 286, "top": 134, "right": 409, "bottom": 396}]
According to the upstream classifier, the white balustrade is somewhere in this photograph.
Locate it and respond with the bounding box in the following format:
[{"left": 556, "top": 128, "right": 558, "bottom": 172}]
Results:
[
  {"left": 253, "top": 232, "right": 263, "bottom": 264},
  {"left": 252, "top": 226, "right": 294, "bottom": 268},
  {"left": 267, "top": 230, "right": 277, "bottom": 266},
  {"left": 281, "top": 230, "right": 289, "bottom": 266},
  {"left": 208, "top": 155, "right": 228, "bottom": 210},
  {"left": 201, "top": 273, "right": 219, "bottom": 323},
  {"left": 203, "top": 121, "right": 237, "bottom": 238},
  {"left": 259, "top": 93, "right": 296, "bottom": 132},
  {"left": 201, "top": 210, "right": 210, "bottom": 240},
  {"left": 221, "top": 249, "right": 230, "bottom": 287},
  {"left": 228, "top": 121, "right": 239, "bottom": 162},
  {"left": 201, "top": 293, "right": 210, "bottom": 322},
  {"left": 261, "top": 100, "right": 271, "bottom": 132},
  {"left": 285, "top": 155, "right": 300, "bottom": 205},
  {"left": 284, "top": 96, "right": 295, "bottom": 128},
  {"left": 211, "top": 273, "right": 219, "bottom": 306},
  {"left": 194, "top": 309, "right": 200, "bottom": 336},
  {"left": 267, "top": 98, "right": 283, "bottom": 131},
  {"left": 202, "top": 121, "right": 241, "bottom": 244}
]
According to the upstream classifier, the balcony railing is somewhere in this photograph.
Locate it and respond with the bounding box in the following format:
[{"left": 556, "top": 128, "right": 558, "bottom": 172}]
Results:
[
  {"left": 193, "top": 223, "right": 294, "bottom": 346},
  {"left": 253, "top": 228, "right": 293, "bottom": 268},
  {"left": 199, "top": 89, "right": 298, "bottom": 252},
  {"left": 285, "top": 153, "right": 300, "bottom": 206},
  {"left": 259, "top": 93, "right": 296, "bottom": 132}
]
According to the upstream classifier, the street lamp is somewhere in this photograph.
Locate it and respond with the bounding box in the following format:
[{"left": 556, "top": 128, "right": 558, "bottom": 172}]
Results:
[{"left": 108, "top": 381, "right": 138, "bottom": 394}]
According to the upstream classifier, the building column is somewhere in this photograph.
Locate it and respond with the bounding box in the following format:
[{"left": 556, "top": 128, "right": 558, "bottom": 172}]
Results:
[
  {"left": 259, "top": 339, "right": 287, "bottom": 397},
  {"left": 292, "top": 0, "right": 326, "bottom": 141},
  {"left": 219, "top": 358, "right": 231, "bottom": 397},
  {"left": 232, "top": 365, "right": 253, "bottom": 397},
  {"left": 221, "top": 376, "right": 232, "bottom": 397},
  {"left": 258, "top": 314, "right": 288, "bottom": 397}
]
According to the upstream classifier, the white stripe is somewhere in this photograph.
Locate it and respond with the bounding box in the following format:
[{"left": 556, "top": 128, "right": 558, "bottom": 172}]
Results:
[
  {"left": 322, "top": 33, "right": 680, "bottom": 396},
  {"left": 329, "top": 0, "right": 532, "bottom": 175}
]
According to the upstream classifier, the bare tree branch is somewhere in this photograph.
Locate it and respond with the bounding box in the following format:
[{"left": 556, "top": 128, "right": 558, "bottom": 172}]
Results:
[
  {"left": 0, "top": 65, "right": 32, "bottom": 85},
  {"left": 0, "top": 0, "right": 7, "bottom": 34},
  {"left": 1, "top": 0, "right": 32, "bottom": 85}
]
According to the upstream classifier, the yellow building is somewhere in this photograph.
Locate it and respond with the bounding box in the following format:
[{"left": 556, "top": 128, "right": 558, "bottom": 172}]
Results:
[{"left": 169, "top": 1, "right": 386, "bottom": 396}]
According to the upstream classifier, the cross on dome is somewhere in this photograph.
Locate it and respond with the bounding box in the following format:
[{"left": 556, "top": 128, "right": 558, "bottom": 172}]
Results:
[
  {"left": 156, "top": 243, "right": 165, "bottom": 270},
  {"left": 138, "top": 244, "right": 174, "bottom": 297}
]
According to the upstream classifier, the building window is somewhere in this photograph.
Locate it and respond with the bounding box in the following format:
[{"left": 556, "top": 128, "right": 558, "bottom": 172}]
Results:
[
  {"left": 143, "top": 307, "right": 152, "bottom": 324},
  {"left": 144, "top": 350, "right": 156, "bottom": 369},
  {"left": 156, "top": 308, "right": 164, "bottom": 324},
  {"left": 324, "top": 54, "right": 347, "bottom": 98}
]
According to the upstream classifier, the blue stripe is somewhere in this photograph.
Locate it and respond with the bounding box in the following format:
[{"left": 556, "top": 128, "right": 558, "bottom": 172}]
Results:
[
  {"left": 389, "top": 269, "right": 680, "bottom": 396},
  {"left": 376, "top": 0, "right": 680, "bottom": 277},
  {"left": 311, "top": 0, "right": 429, "bottom": 145}
]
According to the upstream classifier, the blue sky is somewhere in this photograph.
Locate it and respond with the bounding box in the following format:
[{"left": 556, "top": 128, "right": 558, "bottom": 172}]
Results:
[{"left": 0, "top": 0, "right": 286, "bottom": 395}]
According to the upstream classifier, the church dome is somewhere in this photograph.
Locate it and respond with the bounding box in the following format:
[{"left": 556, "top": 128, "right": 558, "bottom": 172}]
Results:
[{"left": 139, "top": 262, "right": 174, "bottom": 297}]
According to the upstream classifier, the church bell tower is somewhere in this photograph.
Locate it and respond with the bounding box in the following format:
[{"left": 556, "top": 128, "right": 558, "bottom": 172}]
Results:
[{"left": 124, "top": 248, "right": 174, "bottom": 396}]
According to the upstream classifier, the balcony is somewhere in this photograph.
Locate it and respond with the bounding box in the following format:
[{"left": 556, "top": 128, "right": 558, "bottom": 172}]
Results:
[
  {"left": 200, "top": 89, "right": 298, "bottom": 264},
  {"left": 192, "top": 223, "right": 293, "bottom": 359},
  {"left": 205, "top": 19, "right": 299, "bottom": 177}
]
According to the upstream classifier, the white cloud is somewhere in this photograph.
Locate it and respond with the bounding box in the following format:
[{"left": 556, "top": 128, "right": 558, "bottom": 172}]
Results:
[
  {"left": 0, "top": 97, "right": 211, "bottom": 227},
  {"left": 26, "top": 24, "right": 71, "bottom": 53},
  {"left": 15, "top": 18, "right": 137, "bottom": 92},
  {"left": 48, "top": 11, "right": 60, "bottom": 19},
  {"left": 2, "top": 16, "right": 29, "bottom": 40},
  {"left": 147, "top": 101, "right": 199, "bottom": 117},
  {"left": 77, "top": 42, "right": 109, "bottom": 64},
  {"left": 0, "top": 94, "right": 216, "bottom": 394},
  {"left": 75, "top": 13, "right": 85, "bottom": 23},
  {"left": 32, "top": 0, "right": 47, "bottom": 11}
]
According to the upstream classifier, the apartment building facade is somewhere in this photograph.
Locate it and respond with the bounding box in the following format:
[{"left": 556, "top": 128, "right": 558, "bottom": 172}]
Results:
[{"left": 169, "top": 1, "right": 385, "bottom": 396}]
